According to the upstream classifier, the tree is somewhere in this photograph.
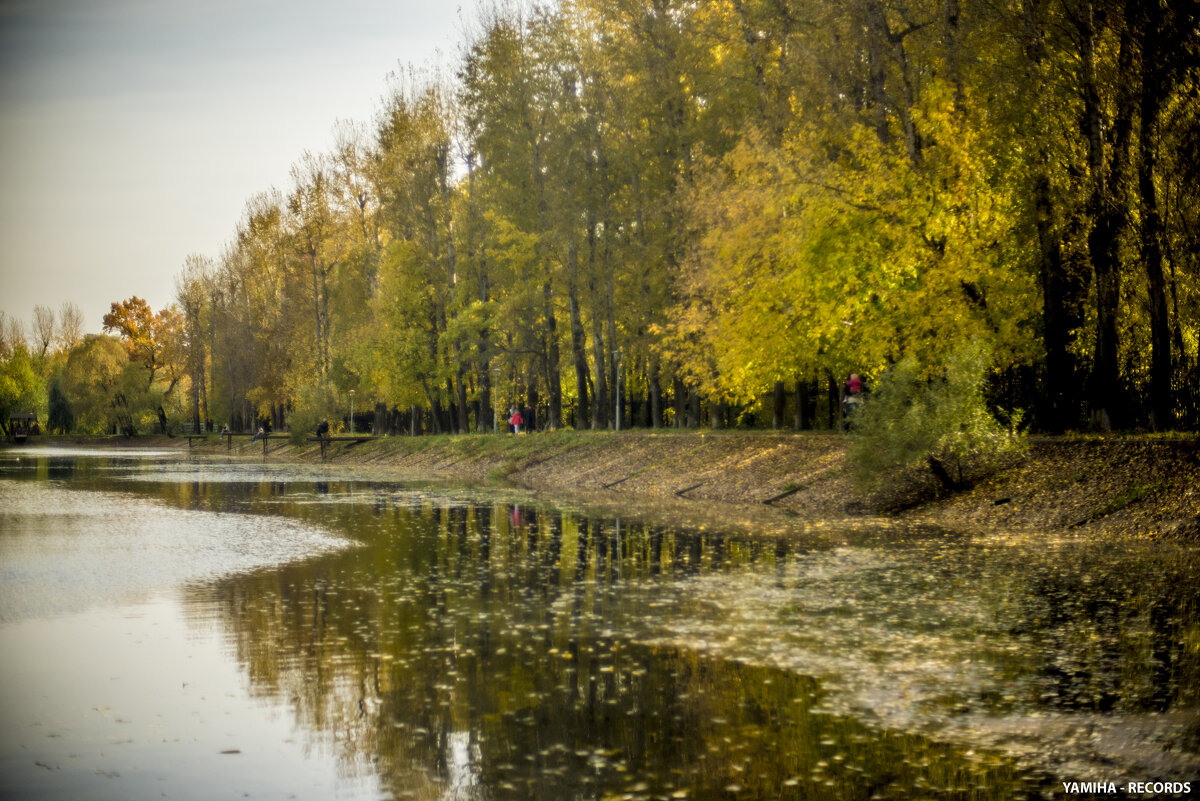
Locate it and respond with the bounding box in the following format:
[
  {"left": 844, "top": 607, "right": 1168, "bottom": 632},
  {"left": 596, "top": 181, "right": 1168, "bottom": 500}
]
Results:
[
  {"left": 0, "top": 311, "right": 25, "bottom": 355},
  {"left": 61, "top": 335, "right": 132, "bottom": 434},
  {"left": 32, "top": 304, "right": 55, "bottom": 361},
  {"left": 176, "top": 255, "right": 213, "bottom": 433},
  {"left": 56, "top": 302, "right": 84, "bottom": 351},
  {"left": 371, "top": 74, "right": 465, "bottom": 433},
  {"left": 102, "top": 296, "right": 186, "bottom": 432},
  {"left": 141, "top": 0, "right": 1200, "bottom": 436},
  {"left": 47, "top": 374, "right": 74, "bottom": 434},
  {"left": 0, "top": 342, "right": 43, "bottom": 437}
]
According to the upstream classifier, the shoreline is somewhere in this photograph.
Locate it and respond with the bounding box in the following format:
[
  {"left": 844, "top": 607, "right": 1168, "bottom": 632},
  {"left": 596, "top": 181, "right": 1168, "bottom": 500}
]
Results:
[{"left": 32, "top": 430, "right": 1200, "bottom": 541}]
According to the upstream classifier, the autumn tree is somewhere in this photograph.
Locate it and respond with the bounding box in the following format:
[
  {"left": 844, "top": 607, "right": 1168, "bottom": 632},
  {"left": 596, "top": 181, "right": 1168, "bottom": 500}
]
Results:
[
  {"left": 176, "top": 255, "right": 213, "bottom": 432},
  {"left": 160, "top": 0, "right": 1199, "bottom": 436},
  {"left": 102, "top": 296, "right": 186, "bottom": 432}
]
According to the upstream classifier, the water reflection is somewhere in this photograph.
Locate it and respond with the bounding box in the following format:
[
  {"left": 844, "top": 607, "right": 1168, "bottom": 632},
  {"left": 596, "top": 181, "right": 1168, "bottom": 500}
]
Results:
[
  {"left": 189, "top": 505, "right": 1044, "bottom": 800},
  {"left": 182, "top": 490, "right": 1198, "bottom": 797},
  {"left": 2, "top": 450, "right": 1198, "bottom": 799}
]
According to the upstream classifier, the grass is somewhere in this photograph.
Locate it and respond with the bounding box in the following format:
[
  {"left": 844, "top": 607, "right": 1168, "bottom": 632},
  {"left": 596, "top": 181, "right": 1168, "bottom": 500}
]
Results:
[{"left": 1095, "top": 479, "right": 1170, "bottom": 518}]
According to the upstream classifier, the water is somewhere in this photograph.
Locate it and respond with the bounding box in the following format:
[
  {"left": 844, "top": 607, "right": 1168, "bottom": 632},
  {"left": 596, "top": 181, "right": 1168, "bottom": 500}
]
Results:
[{"left": 1, "top": 448, "right": 1197, "bottom": 800}]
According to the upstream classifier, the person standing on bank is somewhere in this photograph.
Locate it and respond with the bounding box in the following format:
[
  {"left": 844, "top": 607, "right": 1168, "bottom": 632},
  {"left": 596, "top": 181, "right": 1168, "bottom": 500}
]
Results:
[
  {"left": 843, "top": 373, "right": 865, "bottom": 422},
  {"left": 509, "top": 407, "right": 523, "bottom": 434}
]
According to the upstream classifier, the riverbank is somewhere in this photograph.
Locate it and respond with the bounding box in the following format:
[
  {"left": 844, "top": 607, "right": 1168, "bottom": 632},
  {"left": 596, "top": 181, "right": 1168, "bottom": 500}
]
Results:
[{"left": 74, "top": 429, "right": 1200, "bottom": 540}]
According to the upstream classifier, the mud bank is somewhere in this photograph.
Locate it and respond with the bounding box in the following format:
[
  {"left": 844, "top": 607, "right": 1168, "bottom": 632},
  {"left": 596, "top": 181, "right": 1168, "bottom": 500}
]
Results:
[{"left": 135, "top": 430, "right": 1200, "bottom": 540}]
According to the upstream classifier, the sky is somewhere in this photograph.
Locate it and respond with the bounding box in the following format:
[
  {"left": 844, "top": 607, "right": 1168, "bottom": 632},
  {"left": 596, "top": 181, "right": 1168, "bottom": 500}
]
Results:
[{"left": 0, "top": 0, "right": 475, "bottom": 338}]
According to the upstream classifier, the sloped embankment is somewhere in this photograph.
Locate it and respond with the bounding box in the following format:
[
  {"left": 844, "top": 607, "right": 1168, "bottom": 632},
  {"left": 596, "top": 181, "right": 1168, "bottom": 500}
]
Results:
[{"left": 186, "top": 431, "right": 1200, "bottom": 539}]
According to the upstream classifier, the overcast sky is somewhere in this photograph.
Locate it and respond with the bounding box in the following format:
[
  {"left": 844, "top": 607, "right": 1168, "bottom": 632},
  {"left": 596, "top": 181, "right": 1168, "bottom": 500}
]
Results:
[{"left": 0, "top": 0, "right": 474, "bottom": 338}]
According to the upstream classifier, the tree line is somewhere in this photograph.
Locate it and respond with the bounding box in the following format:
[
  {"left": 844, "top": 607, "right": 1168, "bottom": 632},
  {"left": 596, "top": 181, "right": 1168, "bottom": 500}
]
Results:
[{"left": 5, "top": 0, "right": 1199, "bottom": 437}]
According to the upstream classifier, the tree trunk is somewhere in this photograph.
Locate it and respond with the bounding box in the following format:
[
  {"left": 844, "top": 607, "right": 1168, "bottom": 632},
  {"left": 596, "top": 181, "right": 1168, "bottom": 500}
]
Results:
[
  {"left": 456, "top": 371, "right": 469, "bottom": 433},
  {"left": 828, "top": 372, "right": 839, "bottom": 430},
  {"left": 190, "top": 375, "right": 201, "bottom": 434},
  {"left": 605, "top": 277, "right": 618, "bottom": 431},
  {"left": 427, "top": 390, "right": 443, "bottom": 435},
  {"left": 794, "top": 375, "right": 811, "bottom": 431},
  {"left": 943, "top": 0, "right": 964, "bottom": 108},
  {"left": 862, "top": 0, "right": 921, "bottom": 164},
  {"left": 673, "top": 375, "right": 686, "bottom": 428},
  {"left": 772, "top": 381, "right": 786, "bottom": 429},
  {"left": 648, "top": 358, "right": 664, "bottom": 428},
  {"left": 1022, "top": 0, "right": 1086, "bottom": 432},
  {"left": 374, "top": 402, "right": 387, "bottom": 437},
  {"left": 542, "top": 282, "right": 562, "bottom": 431},
  {"left": 861, "top": 0, "right": 890, "bottom": 145},
  {"left": 1082, "top": 8, "right": 1134, "bottom": 429},
  {"left": 309, "top": 252, "right": 326, "bottom": 379},
  {"left": 1138, "top": 0, "right": 1172, "bottom": 430},
  {"left": 567, "top": 243, "right": 590, "bottom": 430},
  {"left": 479, "top": 365, "right": 493, "bottom": 433},
  {"left": 590, "top": 318, "right": 608, "bottom": 429},
  {"left": 1033, "top": 168, "right": 1087, "bottom": 432},
  {"left": 709, "top": 399, "right": 725, "bottom": 430}
]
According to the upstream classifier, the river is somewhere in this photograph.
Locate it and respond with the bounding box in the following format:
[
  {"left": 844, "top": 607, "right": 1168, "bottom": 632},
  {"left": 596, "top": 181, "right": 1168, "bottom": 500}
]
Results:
[{"left": 1, "top": 447, "right": 1196, "bottom": 800}]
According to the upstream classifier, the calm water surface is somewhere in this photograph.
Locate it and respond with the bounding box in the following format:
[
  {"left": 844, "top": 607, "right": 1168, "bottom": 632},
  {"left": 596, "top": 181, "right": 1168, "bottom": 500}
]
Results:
[{"left": 1, "top": 447, "right": 1197, "bottom": 800}]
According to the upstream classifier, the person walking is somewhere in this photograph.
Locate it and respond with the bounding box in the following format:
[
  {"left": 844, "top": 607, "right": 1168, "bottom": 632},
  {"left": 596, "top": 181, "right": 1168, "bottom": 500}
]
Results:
[
  {"left": 842, "top": 373, "right": 866, "bottom": 424},
  {"left": 509, "top": 407, "right": 524, "bottom": 434}
]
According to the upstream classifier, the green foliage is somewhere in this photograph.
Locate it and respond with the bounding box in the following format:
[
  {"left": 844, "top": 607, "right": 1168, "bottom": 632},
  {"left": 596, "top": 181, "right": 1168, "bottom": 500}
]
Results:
[
  {"left": 60, "top": 335, "right": 159, "bottom": 436},
  {"left": 47, "top": 374, "right": 74, "bottom": 434},
  {"left": 147, "top": 0, "right": 1200, "bottom": 434},
  {"left": 0, "top": 344, "right": 44, "bottom": 434},
  {"left": 849, "top": 341, "right": 1025, "bottom": 492},
  {"left": 1095, "top": 479, "right": 1169, "bottom": 519},
  {"left": 288, "top": 383, "right": 339, "bottom": 445}
]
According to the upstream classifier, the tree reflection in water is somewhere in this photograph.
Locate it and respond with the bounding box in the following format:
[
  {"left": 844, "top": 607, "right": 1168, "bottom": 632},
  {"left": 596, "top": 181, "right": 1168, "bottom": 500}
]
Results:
[{"left": 170, "top": 481, "right": 1195, "bottom": 800}]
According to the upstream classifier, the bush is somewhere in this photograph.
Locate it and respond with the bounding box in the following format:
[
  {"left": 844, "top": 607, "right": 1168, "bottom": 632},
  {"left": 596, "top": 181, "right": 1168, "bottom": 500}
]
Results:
[
  {"left": 849, "top": 341, "right": 1025, "bottom": 493},
  {"left": 288, "top": 383, "right": 339, "bottom": 445}
]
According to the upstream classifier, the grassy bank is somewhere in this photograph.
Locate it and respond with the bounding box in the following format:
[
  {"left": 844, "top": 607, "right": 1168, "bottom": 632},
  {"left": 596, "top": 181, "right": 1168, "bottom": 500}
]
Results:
[{"left": 107, "top": 429, "right": 1199, "bottom": 540}]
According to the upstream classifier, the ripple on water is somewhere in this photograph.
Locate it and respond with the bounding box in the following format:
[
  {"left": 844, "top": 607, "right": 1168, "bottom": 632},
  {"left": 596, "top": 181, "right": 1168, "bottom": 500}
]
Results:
[
  {"left": 617, "top": 538, "right": 1200, "bottom": 778},
  {"left": 1, "top": 446, "right": 182, "bottom": 460},
  {"left": 0, "top": 481, "right": 352, "bottom": 623}
]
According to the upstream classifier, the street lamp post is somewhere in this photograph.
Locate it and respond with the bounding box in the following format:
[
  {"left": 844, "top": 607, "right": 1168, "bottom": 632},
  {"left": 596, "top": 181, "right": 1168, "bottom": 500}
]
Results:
[{"left": 349, "top": 390, "right": 355, "bottom": 435}]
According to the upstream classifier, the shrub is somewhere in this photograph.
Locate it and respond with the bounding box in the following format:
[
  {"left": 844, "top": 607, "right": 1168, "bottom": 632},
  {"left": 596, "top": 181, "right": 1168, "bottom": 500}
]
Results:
[
  {"left": 288, "top": 383, "right": 339, "bottom": 445},
  {"left": 849, "top": 341, "right": 1025, "bottom": 493}
]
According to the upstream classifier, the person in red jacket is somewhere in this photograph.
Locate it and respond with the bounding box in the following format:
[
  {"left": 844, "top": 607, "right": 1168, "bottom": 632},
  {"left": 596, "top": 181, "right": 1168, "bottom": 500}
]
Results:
[{"left": 509, "top": 407, "right": 523, "bottom": 434}]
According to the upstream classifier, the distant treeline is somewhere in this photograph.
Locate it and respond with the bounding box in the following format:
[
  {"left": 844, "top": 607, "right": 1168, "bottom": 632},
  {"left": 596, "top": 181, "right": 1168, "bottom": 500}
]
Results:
[{"left": 5, "top": 0, "right": 1199, "bottom": 437}]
